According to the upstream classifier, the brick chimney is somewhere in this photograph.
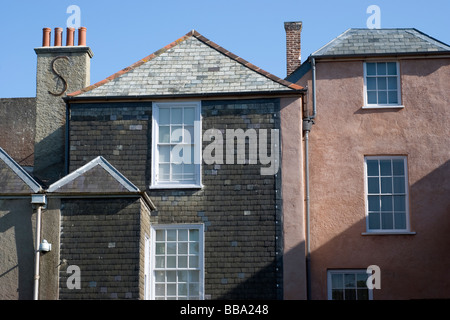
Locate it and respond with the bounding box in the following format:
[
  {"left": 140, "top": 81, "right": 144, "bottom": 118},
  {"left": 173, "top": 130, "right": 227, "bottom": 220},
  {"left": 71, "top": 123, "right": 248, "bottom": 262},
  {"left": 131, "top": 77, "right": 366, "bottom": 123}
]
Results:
[
  {"left": 284, "top": 21, "right": 302, "bottom": 77},
  {"left": 34, "top": 27, "right": 93, "bottom": 184}
]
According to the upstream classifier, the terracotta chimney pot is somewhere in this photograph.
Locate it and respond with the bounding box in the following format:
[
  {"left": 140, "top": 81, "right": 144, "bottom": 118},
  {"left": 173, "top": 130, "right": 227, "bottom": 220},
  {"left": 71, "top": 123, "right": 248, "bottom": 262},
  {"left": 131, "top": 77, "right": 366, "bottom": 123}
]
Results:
[
  {"left": 78, "top": 27, "right": 87, "bottom": 46},
  {"left": 42, "top": 28, "right": 51, "bottom": 47},
  {"left": 54, "top": 28, "right": 63, "bottom": 46},
  {"left": 66, "top": 27, "right": 75, "bottom": 46}
]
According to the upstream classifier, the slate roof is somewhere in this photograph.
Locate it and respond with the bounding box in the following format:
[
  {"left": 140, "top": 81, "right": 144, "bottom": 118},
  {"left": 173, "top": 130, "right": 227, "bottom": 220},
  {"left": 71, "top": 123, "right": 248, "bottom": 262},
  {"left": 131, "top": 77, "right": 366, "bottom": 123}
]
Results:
[
  {"left": 0, "top": 147, "right": 42, "bottom": 194},
  {"left": 47, "top": 156, "right": 140, "bottom": 194},
  {"left": 68, "top": 30, "right": 303, "bottom": 98},
  {"left": 312, "top": 28, "right": 450, "bottom": 58}
]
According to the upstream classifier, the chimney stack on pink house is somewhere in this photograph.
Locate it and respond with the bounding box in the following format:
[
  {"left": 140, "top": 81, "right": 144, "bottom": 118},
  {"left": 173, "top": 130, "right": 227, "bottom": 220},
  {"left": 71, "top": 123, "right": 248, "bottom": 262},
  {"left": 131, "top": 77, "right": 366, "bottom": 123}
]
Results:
[
  {"left": 41, "top": 27, "right": 88, "bottom": 47},
  {"left": 284, "top": 21, "right": 302, "bottom": 76}
]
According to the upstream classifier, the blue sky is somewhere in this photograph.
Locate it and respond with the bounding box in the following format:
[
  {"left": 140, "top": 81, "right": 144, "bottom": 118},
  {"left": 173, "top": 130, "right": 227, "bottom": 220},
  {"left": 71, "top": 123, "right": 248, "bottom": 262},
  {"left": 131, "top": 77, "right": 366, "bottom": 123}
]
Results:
[{"left": 0, "top": 0, "right": 449, "bottom": 98}]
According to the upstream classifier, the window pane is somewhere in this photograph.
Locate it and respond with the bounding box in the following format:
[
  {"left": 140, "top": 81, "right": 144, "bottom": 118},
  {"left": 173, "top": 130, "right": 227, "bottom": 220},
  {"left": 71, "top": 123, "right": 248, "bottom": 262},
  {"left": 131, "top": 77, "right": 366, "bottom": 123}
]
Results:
[
  {"left": 344, "top": 274, "right": 356, "bottom": 287},
  {"left": 178, "top": 270, "right": 188, "bottom": 282},
  {"left": 380, "top": 160, "right": 392, "bottom": 176},
  {"left": 345, "top": 289, "right": 357, "bottom": 300},
  {"left": 156, "top": 243, "right": 165, "bottom": 255},
  {"left": 332, "top": 289, "right": 344, "bottom": 300},
  {"left": 178, "top": 229, "right": 188, "bottom": 241},
  {"left": 159, "top": 145, "right": 171, "bottom": 163},
  {"left": 184, "top": 107, "right": 195, "bottom": 125},
  {"left": 368, "top": 212, "right": 381, "bottom": 229},
  {"left": 394, "top": 212, "right": 406, "bottom": 229},
  {"left": 159, "top": 126, "right": 170, "bottom": 143},
  {"left": 368, "top": 177, "right": 379, "bottom": 194},
  {"left": 381, "top": 195, "right": 393, "bottom": 211},
  {"left": 159, "top": 164, "right": 170, "bottom": 182},
  {"left": 159, "top": 108, "right": 170, "bottom": 125},
  {"left": 377, "top": 62, "right": 387, "bottom": 75},
  {"left": 190, "top": 229, "right": 199, "bottom": 241},
  {"left": 189, "top": 270, "right": 199, "bottom": 282},
  {"left": 172, "top": 164, "right": 183, "bottom": 181},
  {"left": 167, "top": 271, "right": 176, "bottom": 282},
  {"left": 382, "top": 212, "right": 394, "bottom": 229},
  {"left": 167, "top": 230, "right": 177, "bottom": 241},
  {"left": 358, "top": 289, "right": 369, "bottom": 300},
  {"left": 167, "top": 256, "right": 176, "bottom": 268},
  {"left": 357, "top": 274, "right": 368, "bottom": 287},
  {"left": 156, "top": 271, "right": 165, "bottom": 282},
  {"left": 377, "top": 77, "right": 387, "bottom": 90},
  {"left": 393, "top": 195, "right": 406, "bottom": 211},
  {"left": 388, "top": 77, "right": 398, "bottom": 90},
  {"left": 167, "top": 283, "right": 176, "bottom": 296},
  {"left": 367, "top": 91, "right": 377, "bottom": 104},
  {"left": 368, "top": 195, "right": 380, "bottom": 211},
  {"left": 178, "top": 242, "right": 188, "bottom": 254},
  {"left": 156, "top": 256, "right": 165, "bottom": 268},
  {"left": 189, "top": 242, "right": 199, "bottom": 255},
  {"left": 367, "top": 160, "right": 379, "bottom": 176},
  {"left": 378, "top": 91, "right": 387, "bottom": 104},
  {"left": 167, "top": 242, "right": 176, "bottom": 254},
  {"left": 189, "top": 256, "right": 199, "bottom": 268},
  {"left": 156, "top": 230, "right": 165, "bottom": 241},
  {"left": 381, "top": 177, "right": 392, "bottom": 193},
  {"left": 178, "top": 283, "right": 188, "bottom": 296},
  {"left": 393, "top": 177, "right": 405, "bottom": 194},
  {"left": 366, "top": 63, "right": 376, "bottom": 76},
  {"left": 171, "top": 126, "right": 183, "bottom": 143},
  {"left": 189, "top": 284, "right": 199, "bottom": 295},
  {"left": 392, "top": 160, "right": 405, "bottom": 175},
  {"left": 367, "top": 77, "right": 377, "bottom": 90},
  {"left": 331, "top": 274, "right": 343, "bottom": 288},
  {"left": 185, "top": 126, "right": 194, "bottom": 144},
  {"left": 388, "top": 91, "right": 398, "bottom": 104},
  {"left": 387, "top": 62, "right": 397, "bottom": 75},
  {"left": 178, "top": 256, "right": 187, "bottom": 268},
  {"left": 171, "top": 108, "right": 183, "bottom": 124},
  {"left": 155, "top": 284, "right": 165, "bottom": 296}
]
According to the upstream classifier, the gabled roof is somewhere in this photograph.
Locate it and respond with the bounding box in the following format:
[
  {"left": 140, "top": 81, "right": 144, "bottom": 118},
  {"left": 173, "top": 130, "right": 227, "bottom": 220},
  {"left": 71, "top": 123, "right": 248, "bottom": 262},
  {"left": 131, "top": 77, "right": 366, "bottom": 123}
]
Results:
[
  {"left": 47, "top": 156, "right": 140, "bottom": 194},
  {"left": 68, "top": 30, "right": 303, "bottom": 98},
  {"left": 0, "top": 147, "right": 42, "bottom": 194},
  {"left": 311, "top": 28, "right": 450, "bottom": 58}
]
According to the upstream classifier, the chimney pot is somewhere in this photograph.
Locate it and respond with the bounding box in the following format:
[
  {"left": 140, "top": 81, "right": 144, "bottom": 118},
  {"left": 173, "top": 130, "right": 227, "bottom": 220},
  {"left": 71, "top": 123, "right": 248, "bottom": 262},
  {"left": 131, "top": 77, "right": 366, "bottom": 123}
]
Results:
[
  {"left": 54, "top": 28, "right": 63, "bottom": 47},
  {"left": 78, "top": 27, "right": 87, "bottom": 46},
  {"left": 42, "top": 28, "right": 51, "bottom": 47},
  {"left": 284, "top": 21, "right": 303, "bottom": 76},
  {"left": 66, "top": 27, "right": 75, "bottom": 46}
]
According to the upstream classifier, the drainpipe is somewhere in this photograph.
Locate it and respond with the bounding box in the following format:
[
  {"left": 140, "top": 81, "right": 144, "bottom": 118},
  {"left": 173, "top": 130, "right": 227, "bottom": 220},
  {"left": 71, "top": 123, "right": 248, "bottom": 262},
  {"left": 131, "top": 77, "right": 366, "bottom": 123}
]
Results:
[
  {"left": 32, "top": 194, "right": 47, "bottom": 300},
  {"left": 303, "top": 56, "right": 317, "bottom": 300}
]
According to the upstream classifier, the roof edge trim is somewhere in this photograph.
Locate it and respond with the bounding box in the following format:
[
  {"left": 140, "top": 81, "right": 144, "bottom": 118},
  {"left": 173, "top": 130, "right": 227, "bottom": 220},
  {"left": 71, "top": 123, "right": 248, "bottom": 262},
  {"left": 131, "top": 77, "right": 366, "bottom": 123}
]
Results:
[{"left": 47, "top": 156, "right": 140, "bottom": 193}]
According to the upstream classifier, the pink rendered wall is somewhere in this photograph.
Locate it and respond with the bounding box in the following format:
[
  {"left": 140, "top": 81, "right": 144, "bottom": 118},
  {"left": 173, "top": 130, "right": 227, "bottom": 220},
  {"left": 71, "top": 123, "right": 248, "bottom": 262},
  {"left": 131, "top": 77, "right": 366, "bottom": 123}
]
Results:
[
  {"left": 280, "top": 96, "right": 307, "bottom": 300},
  {"left": 298, "top": 58, "right": 450, "bottom": 299}
]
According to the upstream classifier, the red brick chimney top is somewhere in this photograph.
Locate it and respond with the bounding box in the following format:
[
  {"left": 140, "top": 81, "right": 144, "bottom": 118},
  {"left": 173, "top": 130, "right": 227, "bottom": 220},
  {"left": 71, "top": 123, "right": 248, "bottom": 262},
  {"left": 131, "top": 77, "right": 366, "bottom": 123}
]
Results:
[{"left": 284, "top": 21, "right": 302, "bottom": 77}]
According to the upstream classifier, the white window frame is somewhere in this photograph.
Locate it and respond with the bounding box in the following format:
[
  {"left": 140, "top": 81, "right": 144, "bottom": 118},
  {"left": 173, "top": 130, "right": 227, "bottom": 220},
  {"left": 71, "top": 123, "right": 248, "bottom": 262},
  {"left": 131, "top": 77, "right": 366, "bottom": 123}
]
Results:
[
  {"left": 150, "top": 224, "right": 205, "bottom": 300},
  {"left": 144, "top": 234, "right": 150, "bottom": 300},
  {"left": 327, "top": 269, "right": 373, "bottom": 300},
  {"left": 151, "top": 101, "right": 202, "bottom": 189},
  {"left": 363, "top": 61, "right": 404, "bottom": 109},
  {"left": 363, "top": 156, "right": 411, "bottom": 234}
]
